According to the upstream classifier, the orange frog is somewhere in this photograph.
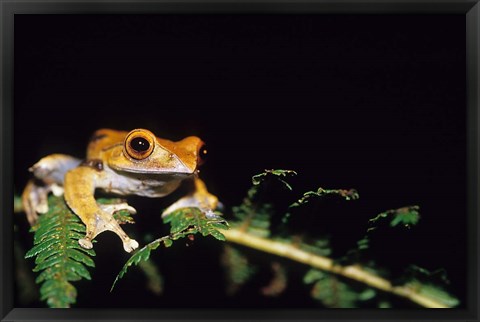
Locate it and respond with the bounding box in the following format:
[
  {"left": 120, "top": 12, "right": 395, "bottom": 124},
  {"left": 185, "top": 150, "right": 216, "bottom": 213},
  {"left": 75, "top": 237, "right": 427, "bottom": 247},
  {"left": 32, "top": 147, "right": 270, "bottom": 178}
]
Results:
[{"left": 22, "top": 129, "right": 218, "bottom": 252}]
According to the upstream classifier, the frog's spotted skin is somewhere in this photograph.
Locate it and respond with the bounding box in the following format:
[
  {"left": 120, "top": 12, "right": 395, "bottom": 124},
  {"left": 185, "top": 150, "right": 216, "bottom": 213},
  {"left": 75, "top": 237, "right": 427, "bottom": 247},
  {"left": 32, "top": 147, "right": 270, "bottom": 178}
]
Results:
[{"left": 22, "top": 129, "right": 218, "bottom": 253}]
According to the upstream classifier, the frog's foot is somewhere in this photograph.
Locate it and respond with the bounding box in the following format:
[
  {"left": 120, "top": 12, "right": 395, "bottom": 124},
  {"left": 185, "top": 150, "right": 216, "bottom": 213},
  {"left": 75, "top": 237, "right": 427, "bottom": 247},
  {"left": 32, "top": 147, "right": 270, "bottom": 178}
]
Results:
[
  {"left": 79, "top": 235, "right": 138, "bottom": 253},
  {"left": 79, "top": 203, "right": 139, "bottom": 253},
  {"left": 79, "top": 234, "right": 139, "bottom": 253},
  {"left": 21, "top": 180, "right": 53, "bottom": 225},
  {"left": 161, "top": 191, "right": 219, "bottom": 218},
  {"left": 79, "top": 210, "right": 139, "bottom": 253},
  {"left": 96, "top": 204, "right": 138, "bottom": 252},
  {"left": 162, "top": 178, "right": 219, "bottom": 218}
]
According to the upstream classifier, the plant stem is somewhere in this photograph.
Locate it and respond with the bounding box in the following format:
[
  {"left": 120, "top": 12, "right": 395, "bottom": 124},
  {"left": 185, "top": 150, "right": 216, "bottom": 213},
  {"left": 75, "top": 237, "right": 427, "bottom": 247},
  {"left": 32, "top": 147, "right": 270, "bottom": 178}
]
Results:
[{"left": 220, "top": 227, "right": 450, "bottom": 308}]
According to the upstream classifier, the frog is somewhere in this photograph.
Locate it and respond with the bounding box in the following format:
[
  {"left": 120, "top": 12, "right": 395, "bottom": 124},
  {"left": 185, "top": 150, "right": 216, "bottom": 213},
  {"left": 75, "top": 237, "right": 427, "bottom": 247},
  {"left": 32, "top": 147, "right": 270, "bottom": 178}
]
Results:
[{"left": 22, "top": 128, "right": 218, "bottom": 253}]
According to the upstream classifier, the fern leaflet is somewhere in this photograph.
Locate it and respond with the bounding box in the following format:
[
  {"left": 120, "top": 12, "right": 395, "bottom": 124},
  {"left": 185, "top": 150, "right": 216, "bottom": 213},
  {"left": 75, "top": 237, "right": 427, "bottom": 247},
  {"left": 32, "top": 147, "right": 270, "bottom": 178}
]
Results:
[
  {"left": 25, "top": 195, "right": 96, "bottom": 308},
  {"left": 111, "top": 207, "right": 228, "bottom": 291}
]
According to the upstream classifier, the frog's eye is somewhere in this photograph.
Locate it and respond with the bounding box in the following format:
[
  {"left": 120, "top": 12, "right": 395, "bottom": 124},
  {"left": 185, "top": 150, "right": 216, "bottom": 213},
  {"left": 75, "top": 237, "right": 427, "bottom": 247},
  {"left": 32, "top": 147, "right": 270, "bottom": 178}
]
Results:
[
  {"left": 198, "top": 143, "right": 208, "bottom": 165},
  {"left": 125, "top": 130, "right": 155, "bottom": 160}
]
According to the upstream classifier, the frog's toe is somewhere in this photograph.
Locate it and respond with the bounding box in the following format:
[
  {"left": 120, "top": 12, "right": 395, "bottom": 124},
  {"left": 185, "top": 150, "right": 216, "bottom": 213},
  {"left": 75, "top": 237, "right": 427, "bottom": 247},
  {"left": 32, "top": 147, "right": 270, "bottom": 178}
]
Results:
[
  {"left": 123, "top": 238, "right": 139, "bottom": 253},
  {"left": 22, "top": 180, "right": 51, "bottom": 221},
  {"left": 162, "top": 194, "right": 220, "bottom": 219},
  {"left": 78, "top": 238, "right": 93, "bottom": 249},
  {"left": 35, "top": 202, "right": 49, "bottom": 214},
  {"left": 204, "top": 209, "right": 222, "bottom": 220},
  {"left": 99, "top": 203, "right": 137, "bottom": 215},
  {"left": 51, "top": 183, "right": 64, "bottom": 197},
  {"left": 161, "top": 196, "right": 199, "bottom": 217}
]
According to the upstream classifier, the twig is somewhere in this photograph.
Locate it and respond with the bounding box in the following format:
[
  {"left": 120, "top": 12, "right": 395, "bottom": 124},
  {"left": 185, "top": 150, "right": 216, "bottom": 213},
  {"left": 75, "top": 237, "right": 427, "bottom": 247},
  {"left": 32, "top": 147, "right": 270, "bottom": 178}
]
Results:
[{"left": 220, "top": 227, "right": 450, "bottom": 308}]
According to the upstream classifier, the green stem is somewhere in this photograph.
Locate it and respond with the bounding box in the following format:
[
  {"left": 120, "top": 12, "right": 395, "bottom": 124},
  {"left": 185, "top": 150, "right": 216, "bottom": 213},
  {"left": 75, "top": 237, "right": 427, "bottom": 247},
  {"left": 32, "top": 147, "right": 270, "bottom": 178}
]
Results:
[{"left": 221, "top": 228, "right": 451, "bottom": 308}]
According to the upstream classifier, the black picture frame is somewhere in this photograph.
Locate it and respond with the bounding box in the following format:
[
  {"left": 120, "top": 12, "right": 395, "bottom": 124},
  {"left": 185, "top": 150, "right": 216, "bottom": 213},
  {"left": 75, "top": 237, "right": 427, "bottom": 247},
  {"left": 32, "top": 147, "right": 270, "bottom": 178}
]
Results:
[{"left": 1, "top": 1, "right": 479, "bottom": 321}]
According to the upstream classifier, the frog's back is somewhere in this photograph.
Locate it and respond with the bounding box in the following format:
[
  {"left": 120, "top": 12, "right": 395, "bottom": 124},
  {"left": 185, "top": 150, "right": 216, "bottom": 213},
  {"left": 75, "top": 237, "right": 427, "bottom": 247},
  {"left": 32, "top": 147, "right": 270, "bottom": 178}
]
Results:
[{"left": 86, "top": 129, "right": 128, "bottom": 159}]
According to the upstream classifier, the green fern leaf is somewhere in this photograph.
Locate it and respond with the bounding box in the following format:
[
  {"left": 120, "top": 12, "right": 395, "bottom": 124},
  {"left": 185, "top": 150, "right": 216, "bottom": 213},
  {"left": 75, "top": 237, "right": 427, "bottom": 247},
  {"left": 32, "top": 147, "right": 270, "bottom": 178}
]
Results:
[
  {"left": 162, "top": 207, "right": 228, "bottom": 239},
  {"left": 304, "top": 269, "right": 377, "bottom": 308},
  {"left": 25, "top": 195, "right": 96, "bottom": 308},
  {"left": 369, "top": 205, "right": 420, "bottom": 228},
  {"left": 389, "top": 206, "right": 420, "bottom": 227},
  {"left": 406, "top": 280, "right": 459, "bottom": 307},
  {"left": 110, "top": 239, "right": 162, "bottom": 291},
  {"left": 221, "top": 245, "right": 256, "bottom": 295},
  {"left": 289, "top": 187, "right": 359, "bottom": 209},
  {"left": 252, "top": 169, "right": 297, "bottom": 190},
  {"left": 111, "top": 207, "right": 228, "bottom": 291}
]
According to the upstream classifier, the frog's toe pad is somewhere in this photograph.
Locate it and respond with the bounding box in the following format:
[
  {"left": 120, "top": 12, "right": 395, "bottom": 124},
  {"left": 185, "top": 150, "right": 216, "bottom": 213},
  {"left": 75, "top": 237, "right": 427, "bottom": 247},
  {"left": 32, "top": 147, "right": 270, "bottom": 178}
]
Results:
[
  {"left": 51, "top": 184, "right": 64, "bottom": 197},
  {"left": 35, "top": 202, "right": 49, "bottom": 214},
  {"left": 78, "top": 238, "right": 93, "bottom": 249},
  {"left": 123, "top": 239, "right": 139, "bottom": 253},
  {"left": 205, "top": 209, "right": 222, "bottom": 220}
]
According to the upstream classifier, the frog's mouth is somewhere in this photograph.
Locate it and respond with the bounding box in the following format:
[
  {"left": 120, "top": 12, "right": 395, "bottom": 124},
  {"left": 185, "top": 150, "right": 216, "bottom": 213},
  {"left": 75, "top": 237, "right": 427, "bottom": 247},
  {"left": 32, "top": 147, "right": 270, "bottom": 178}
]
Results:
[
  {"left": 107, "top": 145, "right": 197, "bottom": 175},
  {"left": 110, "top": 163, "right": 196, "bottom": 176}
]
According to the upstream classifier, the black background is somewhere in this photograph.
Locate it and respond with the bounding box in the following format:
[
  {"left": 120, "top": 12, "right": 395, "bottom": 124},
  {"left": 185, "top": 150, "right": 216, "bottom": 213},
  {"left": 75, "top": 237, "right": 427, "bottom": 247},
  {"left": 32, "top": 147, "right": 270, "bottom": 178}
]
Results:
[{"left": 14, "top": 14, "right": 466, "bottom": 308}]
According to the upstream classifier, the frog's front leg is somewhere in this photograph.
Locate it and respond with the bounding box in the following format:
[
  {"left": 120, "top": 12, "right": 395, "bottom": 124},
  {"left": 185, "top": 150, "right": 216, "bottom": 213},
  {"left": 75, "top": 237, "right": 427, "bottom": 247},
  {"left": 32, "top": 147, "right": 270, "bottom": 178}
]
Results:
[
  {"left": 64, "top": 166, "right": 139, "bottom": 253},
  {"left": 161, "top": 178, "right": 219, "bottom": 218}
]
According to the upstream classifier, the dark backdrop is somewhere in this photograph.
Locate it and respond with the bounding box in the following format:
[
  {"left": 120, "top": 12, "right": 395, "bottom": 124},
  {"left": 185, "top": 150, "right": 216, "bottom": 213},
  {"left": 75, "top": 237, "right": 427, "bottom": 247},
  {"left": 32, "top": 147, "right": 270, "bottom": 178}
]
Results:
[{"left": 14, "top": 14, "right": 466, "bottom": 308}]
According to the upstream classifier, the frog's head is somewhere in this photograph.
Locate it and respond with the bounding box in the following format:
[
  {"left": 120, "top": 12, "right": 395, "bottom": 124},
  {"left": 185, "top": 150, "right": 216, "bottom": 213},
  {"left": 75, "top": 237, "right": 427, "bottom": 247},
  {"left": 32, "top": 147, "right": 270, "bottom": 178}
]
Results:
[{"left": 107, "top": 129, "right": 207, "bottom": 176}]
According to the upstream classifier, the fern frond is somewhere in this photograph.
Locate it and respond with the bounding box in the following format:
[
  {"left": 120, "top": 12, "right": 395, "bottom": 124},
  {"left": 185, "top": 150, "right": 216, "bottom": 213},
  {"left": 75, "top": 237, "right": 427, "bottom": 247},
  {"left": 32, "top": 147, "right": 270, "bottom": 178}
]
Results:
[
  {"left": 368, "top": 205, "right": 420, "bottom": 229},
  {"left": 342, "top": 205, "right": 421, "bottom": 262},
  {"left": 304, "top": 268, "right": 377, "bottom": 308},
  {"left": 231, "top": 169, "right": 296, "bottom": 235},
  {"left": 138, "top": 259, "right": 164, "bottom": 295},
  {"left": 220, "top": 245, "right": 256, "bottom": 295},
  {"left": 25, "top": 195, "right": 96, "bottom": 308},
  {"left": 221, "top": 169, "right": 459, "bottom": 308},
  {"left": 111, "top": 207, "right": 229, "bottom": 291},
  {"left": 282, "top": 187, "right": 359, "bottom": 224},
  {"left": 251, "top": 169, "right": 297, "bottom": 190},
  {"left": 260, "top": 262, "right": 287, "bottom": 297}
]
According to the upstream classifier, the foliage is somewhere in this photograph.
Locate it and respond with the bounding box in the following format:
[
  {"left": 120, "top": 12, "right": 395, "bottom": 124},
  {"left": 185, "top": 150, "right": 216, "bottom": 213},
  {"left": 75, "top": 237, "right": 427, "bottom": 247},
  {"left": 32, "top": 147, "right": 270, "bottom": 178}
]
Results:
[
  {"left": 221, "top": 245, "right": 256, "bottom": 295},
  {"left": 219, "top": 170, "right": 459, "bottom": 308},
  {"left": 284, "top": 187, "right": 359, "bottom": 224},
  {"left": 260, "top": 262, "right": 288, "bottom": 297},
  {"left": 230, "top": 170, "right": 295, "bottom": 236},
  {"left": 304, "top": 269, "right": 379, "bottom": 308},
  {"left": 342, "top": 205, "right": 422, "bottom": 263},
  {"left": 138, "top": 259, "right": 164, "bottom": 295},
  {"left": 404, "top": 280, "right": 459, "bottom": 307},
  {"left": 111, "top": 207, "right": 228, "bottom": 290},
  {"left": 368, "top": 205, "right": 421, "bottom": 229},
  {"left": 18, "top": 169, "right": 460, "bottom": 308},
  {"left": 24, "top": 195, "right": 96, "bottom": 308}
]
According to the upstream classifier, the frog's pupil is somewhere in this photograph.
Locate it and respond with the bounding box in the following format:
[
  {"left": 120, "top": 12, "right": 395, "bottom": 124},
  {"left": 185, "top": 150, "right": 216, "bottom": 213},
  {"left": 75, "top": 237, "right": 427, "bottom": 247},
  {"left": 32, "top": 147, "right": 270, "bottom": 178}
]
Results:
[{"left": 131, "top": 137, "right": 150, "bottom": 152}]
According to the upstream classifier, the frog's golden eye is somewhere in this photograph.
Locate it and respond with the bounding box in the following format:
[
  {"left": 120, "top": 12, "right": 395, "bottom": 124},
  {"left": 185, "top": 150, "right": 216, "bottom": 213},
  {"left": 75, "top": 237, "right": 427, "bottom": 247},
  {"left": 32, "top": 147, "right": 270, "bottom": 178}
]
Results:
[
  {"left": 124, "top": 130, "right": 155, "bottom": 160},
  {"left": 198, "top": 143, "right": 208, "bottom": 165}
]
